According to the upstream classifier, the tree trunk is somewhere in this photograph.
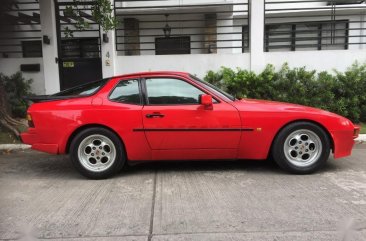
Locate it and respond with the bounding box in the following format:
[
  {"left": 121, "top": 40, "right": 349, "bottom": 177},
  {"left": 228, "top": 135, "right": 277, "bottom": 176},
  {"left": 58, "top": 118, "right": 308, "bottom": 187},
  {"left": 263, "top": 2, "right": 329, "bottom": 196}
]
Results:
[{"left": 0, "top": 80, "right": 25, "bottom": 138}]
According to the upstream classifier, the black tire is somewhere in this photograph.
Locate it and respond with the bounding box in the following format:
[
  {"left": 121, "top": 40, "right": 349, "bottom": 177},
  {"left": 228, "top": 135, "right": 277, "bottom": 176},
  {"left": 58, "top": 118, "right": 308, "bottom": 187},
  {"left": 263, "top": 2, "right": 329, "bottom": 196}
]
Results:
[
  {"left": 69, "top": 127, "right": 126, "bottom": 179},
  {"left": 271, "top": 121, "right": 331, "bottom": 174}
]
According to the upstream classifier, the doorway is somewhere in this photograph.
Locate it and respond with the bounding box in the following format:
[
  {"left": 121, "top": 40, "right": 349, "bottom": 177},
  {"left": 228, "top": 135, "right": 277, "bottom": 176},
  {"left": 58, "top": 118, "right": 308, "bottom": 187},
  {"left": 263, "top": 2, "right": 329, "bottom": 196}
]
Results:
[{"left": 55, "top": 0, "right": 103, "bottom": 90}]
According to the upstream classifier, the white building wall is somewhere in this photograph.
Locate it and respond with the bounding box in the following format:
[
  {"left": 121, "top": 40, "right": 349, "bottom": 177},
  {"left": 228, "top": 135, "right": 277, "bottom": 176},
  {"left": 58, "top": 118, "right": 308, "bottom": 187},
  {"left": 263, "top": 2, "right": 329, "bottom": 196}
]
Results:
[
  {"left": 111, "top": 0, "right": 366, "bottom": 84},
  {"left": 115, "top": 53, "right": 250, "bottom": 78},
  {"left": 0, "top": 1, "right": 46, "bottom": 94},
  {"left": 101, "top": 27, "right": 117, "bottom": 78},
  {"left": 119, "top": 0, "right": 232, "bottom": 8},
  {"left": 115, "top": 3, "right": 247, "bottom": 55},
  {"left": 264, "top": 50, "right": 366, "bottom": 73},
  {"left": 361, "top": 13, "right": 366, "bottom": 48},
  {"left": 0, "top": 58, "right": 45, "bottom": 95},
  {"left": 250, "top": 0, "right": 265, "bottom": 72},
  {"left": 1, "top": 0, "right": 366, "bottom": 94},
  {"left": 265, "top": 0, "right": 324, "bottom": 10},
  {"left": 349, "top": 15, "right": 364, "bottom": 50},
  {"left": 0, "top": 2, "right": 41, "bottom": 58},
  {"left": 39, "top": 0, "right": 60, "bottom": 94},
  {"left": 217, "top": 18, "right": 235, "bottom": 54},
  {"left": 115, "top": 49, "right": 366, "bottom": 78}
]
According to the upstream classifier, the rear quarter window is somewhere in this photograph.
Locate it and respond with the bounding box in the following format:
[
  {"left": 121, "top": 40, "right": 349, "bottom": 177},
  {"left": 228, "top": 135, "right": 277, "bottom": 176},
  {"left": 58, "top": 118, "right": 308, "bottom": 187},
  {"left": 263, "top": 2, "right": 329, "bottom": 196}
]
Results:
[
  {"left": 53, "top": 78, "right": 109, "bottom": 96},
  {"left": 109, "top": 79, "right": 141, "bottom": 105}
]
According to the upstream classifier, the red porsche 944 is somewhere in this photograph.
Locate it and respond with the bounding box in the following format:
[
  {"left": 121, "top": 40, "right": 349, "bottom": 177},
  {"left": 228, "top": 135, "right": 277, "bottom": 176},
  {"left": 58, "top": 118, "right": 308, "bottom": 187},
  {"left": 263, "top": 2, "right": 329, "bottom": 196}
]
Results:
[{"left": 21, "top": 71, "right": 360, "bottom": 179}]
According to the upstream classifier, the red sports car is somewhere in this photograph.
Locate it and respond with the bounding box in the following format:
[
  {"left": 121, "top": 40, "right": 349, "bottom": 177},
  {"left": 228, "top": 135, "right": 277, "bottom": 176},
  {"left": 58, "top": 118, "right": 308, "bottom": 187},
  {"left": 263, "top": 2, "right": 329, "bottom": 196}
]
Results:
[{"left": 21, "top": 71, "right": 360, "bottom": 179}]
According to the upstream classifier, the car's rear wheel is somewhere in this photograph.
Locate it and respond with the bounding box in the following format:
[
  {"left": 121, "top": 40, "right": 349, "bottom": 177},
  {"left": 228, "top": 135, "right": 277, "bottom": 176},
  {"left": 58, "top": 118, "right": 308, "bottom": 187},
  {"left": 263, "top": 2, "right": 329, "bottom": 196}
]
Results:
[
  {"left": 70, "top": 127, "right": 125, "bottom": 179},
  {"left": 271, "top": 122, "right": 331, "bottom": 174}
]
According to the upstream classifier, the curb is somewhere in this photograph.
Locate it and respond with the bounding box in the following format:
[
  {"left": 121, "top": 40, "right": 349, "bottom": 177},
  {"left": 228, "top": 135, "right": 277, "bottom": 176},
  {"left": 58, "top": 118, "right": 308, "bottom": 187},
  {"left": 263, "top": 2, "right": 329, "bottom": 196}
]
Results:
[
  {"left": 355, "top": 134, "right": 366, "bottom": 144},
  {"left": 0, "top": 144, "right": 31, "bottom": 151}
]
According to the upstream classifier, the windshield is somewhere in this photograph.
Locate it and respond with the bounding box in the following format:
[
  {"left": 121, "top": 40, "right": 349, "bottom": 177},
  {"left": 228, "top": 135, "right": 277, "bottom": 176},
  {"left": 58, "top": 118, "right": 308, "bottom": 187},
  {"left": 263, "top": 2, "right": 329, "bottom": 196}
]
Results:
[
  {"left": 52, "top": 78, "right": 109, "bottom": 96},
  {"left": 190, "top": 75, "right": 236, "bottom": 101}
]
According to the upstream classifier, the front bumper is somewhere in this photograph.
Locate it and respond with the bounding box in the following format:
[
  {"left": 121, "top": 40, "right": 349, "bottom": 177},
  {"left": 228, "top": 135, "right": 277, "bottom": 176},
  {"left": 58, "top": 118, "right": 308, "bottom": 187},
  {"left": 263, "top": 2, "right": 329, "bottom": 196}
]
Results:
[
  {"left": 331, "top": 128, "right": 357, "bottom": 159},
  {"left": 21, "top": 130, "right": 59, "bottom": 154}
]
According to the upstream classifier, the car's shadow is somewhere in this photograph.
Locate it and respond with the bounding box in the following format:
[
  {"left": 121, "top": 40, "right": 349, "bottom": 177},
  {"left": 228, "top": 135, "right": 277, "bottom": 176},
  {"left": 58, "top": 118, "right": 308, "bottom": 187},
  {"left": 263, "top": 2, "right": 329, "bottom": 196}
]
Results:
[
  {"left": 123, "top": 157, "right": 339, "bottom": 177},
  {"left": 125, "top": 159, "right": 278, "bottom": 174},
  {"left": 2, "top": 150, "right": 340, "bottom": 180}
]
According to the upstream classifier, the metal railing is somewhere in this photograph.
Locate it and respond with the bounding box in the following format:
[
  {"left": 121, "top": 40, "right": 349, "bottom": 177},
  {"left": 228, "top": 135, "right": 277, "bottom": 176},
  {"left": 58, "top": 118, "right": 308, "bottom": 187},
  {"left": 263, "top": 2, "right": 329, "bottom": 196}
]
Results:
[
  {"left": 55, "top": 0, "right": 101, "bottom": 59},
  {"left": 114, "top": 0, "right": 250, "bottom": 55},
  {"left": 0, "top": 0, "right": 42, "bottom": 58},
  {"left": 3, "top": 0, "right": 364, "bottom": 58},
  {"left": 264, "top": 0, "right": 366, "bottom": 51}
]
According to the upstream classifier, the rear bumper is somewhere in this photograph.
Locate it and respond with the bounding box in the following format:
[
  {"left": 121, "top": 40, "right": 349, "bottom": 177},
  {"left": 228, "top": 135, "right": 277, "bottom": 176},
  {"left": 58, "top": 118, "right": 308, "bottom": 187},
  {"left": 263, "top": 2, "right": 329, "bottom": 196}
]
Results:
[{"left": 21, "top": 130, "right": 59, "bottom": 154}]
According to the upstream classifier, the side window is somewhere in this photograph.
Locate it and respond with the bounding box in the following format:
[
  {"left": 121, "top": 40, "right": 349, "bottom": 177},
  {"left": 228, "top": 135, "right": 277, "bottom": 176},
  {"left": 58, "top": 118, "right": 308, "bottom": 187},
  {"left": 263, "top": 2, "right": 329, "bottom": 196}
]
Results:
[
  {"left": 109, "top": 79, "right": 140, "bottom": 105},
  {"left": 145, "top": 78, "right": 205, "bottom": 105}
]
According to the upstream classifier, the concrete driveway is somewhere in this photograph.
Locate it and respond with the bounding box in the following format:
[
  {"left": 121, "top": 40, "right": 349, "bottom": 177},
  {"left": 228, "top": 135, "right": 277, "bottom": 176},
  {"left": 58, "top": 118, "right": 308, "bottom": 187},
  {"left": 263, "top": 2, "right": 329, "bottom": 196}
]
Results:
[{"left": 0, "top": 146, "right": 366, "bottom": 241}]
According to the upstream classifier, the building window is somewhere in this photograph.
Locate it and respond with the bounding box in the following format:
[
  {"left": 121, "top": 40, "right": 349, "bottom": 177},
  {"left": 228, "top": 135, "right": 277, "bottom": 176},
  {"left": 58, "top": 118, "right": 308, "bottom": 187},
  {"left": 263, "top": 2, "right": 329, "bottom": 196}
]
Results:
[
  {"left": 22, "top": 41, "right": 42, "bottom": 58},
  {"left": 320, "top": 21, "right": 348, "bottom": 50},
  {"left": 242, "top": 26, "right": 249, "bottom": 53},
  {"left": 265, "top": 20, "right": 349, "bottom": 52},
  {"left": 155, "top": 37, "right": 191, "bottom": 55}
]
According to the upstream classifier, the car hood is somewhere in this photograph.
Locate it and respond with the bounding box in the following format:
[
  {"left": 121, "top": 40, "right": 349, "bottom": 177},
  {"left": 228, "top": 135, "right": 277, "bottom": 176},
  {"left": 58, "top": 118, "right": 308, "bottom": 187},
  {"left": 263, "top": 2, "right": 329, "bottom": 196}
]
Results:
[{"left": 233, "top": 98, "right": 344, "bottom": 118}]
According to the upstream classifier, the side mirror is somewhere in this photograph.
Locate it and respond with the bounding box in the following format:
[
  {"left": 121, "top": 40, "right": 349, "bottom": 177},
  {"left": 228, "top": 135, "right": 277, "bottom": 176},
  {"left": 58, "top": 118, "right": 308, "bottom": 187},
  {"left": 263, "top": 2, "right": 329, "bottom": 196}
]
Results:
[{"left": 199, "top": 94, "right": 213, "bottom": 110}]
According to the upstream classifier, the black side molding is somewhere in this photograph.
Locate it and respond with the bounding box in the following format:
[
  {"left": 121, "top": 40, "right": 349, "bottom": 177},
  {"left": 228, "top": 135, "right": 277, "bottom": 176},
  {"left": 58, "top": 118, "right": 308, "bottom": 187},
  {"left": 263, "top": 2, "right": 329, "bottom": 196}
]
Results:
[{"left": 133, "top": 128, "right": 254, "bottom": 132}]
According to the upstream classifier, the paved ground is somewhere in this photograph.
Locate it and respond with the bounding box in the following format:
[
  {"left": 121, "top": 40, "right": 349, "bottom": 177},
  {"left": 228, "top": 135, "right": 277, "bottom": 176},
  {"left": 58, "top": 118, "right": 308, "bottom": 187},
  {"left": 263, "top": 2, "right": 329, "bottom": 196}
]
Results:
[{"left": 0, "top": 146, "right": 366, "bottom": 241}]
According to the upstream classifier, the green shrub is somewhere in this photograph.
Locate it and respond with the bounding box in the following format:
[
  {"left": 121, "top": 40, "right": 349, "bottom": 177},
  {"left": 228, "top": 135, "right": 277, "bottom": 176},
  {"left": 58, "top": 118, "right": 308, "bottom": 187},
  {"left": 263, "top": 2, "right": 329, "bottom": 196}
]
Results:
[
  {"left": 0, "top": 72, "right": 33, "bottom": 118},
  {"left": 204, "top": 62, "right": 366, "bottom": 123}
]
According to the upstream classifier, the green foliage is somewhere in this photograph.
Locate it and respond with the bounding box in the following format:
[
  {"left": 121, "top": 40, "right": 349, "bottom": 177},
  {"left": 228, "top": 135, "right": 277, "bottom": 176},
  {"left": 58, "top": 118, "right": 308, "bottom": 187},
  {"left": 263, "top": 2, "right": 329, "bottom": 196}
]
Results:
[
  {"left": 204, "top": 62, "right": 366, "bottom": 123},
  {"left": 360, "top": 122, "right": 366, "bottom": 134},
  {"left": 64, "top": 2, "right": 90, "bottom": 38},
  {"left": 63, "top": 0, "right": 117, "bottom": 38},
  {"left": 0, "top": 72, "right": 33, "bottom": 118},
  {"left": 92, "top": 0, "right": 118, "bottom": 33}
]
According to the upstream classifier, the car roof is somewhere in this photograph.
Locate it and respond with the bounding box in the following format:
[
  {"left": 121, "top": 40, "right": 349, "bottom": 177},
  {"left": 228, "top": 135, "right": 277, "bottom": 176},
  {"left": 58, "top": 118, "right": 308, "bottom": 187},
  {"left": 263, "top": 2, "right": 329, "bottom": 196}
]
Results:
[{"left": 113, "top": 71, "right": 190, "bottom": 79}]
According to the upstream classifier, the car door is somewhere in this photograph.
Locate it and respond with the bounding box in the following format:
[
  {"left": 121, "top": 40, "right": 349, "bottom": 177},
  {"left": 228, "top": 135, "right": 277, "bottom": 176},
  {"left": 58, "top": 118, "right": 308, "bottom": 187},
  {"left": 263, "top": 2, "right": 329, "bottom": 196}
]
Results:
[
  {"left": 140, "top": 76, "right": 242, "bottom": 160},
  {"left": 104, "top": 78, "right": 151, "bottom": 161}
]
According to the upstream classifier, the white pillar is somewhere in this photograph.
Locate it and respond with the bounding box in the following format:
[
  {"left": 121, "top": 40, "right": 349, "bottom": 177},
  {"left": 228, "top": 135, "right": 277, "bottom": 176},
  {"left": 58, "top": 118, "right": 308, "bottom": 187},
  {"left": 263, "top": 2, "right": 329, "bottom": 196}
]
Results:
[
  {"left": 39, "top": 0, "right": 60, "bottom": 94},
  {"left": 360, "top": 13, "right": 365, "bottom": 50},
  {"left": 101, "top": 22, "right": 117, "bottom": 78},
  {"left": 250, "top": 0, "right": 265, "bottom": 73},
  {"left": 217, "top": 18, "right": 235, "bottom": 54}
]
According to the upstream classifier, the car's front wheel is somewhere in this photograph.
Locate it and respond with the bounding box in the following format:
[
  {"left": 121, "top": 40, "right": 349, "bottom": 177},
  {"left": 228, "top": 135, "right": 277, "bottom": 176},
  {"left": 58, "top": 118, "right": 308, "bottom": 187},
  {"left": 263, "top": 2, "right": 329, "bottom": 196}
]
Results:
[
  {"left": 70, "top": 127, "right": 126, "bottom": 179},
  {"left": 272, "top": 122, "right": 331, "bottom": 174}
]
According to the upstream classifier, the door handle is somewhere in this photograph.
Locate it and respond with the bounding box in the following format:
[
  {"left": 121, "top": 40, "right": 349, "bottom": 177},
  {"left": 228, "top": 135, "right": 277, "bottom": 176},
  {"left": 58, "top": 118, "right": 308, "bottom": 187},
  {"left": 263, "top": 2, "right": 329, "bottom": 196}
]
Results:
[{"left": 146, "top": 113, "right": 165, "bottom": 118}]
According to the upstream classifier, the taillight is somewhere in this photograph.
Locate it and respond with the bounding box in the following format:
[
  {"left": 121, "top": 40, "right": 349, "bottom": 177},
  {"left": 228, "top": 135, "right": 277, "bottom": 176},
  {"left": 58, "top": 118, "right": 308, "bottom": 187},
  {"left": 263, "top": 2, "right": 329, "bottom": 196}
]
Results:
[
  {"left": 353, "top": 125, "right": 360, "bottom": 139},
  {"left": 27, "top": 113, "right": 34, "bottom": 128}
]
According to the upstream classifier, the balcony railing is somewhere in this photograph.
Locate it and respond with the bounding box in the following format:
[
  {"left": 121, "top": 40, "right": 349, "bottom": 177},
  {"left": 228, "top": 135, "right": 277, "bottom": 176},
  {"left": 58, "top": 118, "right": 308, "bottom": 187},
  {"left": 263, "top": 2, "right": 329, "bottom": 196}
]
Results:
[
  {"left": 264, "top": 0, "right": 366, "bottom": 51},
  {"left": 114, "top": 0, "right": 249, "bottom": 56},
  {"left": 0, "top": 0, "right": 42, "bottom": 58}
]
